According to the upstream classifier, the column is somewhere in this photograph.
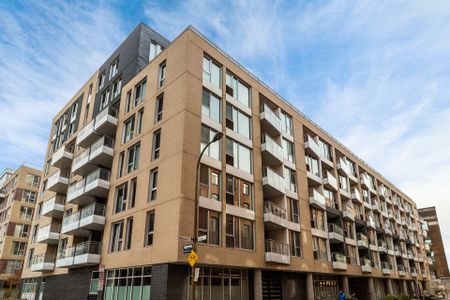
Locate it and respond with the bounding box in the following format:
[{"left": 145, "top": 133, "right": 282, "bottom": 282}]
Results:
[
  {"left": 306, "top": 273, "right": 314, "bottom": 300},
  {"left": 254, "top": 269, "right": 262, "bottom": 300},
  {"left": 402, "top": 280, "right": 408, "bottom": 295},
  {"left": 342, "top": 276, "right": 349, "bottom": 295},
  {"left": 368, "top": 278, "right": 376, "bottom": 300},
  {"left": 387, "top": 279, "right": 393, "bottom": 295}
]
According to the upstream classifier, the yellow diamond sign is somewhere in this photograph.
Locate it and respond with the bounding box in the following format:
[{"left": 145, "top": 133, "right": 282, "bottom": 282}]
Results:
[{"left": 187, "top": 250, "right": 198, "bottom": 267}]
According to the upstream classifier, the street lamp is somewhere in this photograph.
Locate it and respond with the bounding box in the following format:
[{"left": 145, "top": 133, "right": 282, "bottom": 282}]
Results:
[{"left": 190, "top": 131, "right": 223, "bottom": 300}]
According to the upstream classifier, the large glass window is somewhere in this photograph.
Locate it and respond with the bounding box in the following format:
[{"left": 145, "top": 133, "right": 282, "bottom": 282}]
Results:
[
  {"left": 201, "top": 125, "right": 221, "bottom": 160},
  {"left": 155, "top": 93, "right": 164, "bottom": 123},
  {"left": 134, "top": 79, "right": 147, "bottom": 107},
  {"left": 122, "top": 116, "right": 135, "bottom": 144},
  {"left": 225, "top": 103, "right": 251, "bottom": 139},
  {"left": 225, "top": 175, "right": 253, "bottom": 210},
  {"left": 127, "top": 143, "right": 141, "bottom": 173},
  {"left": 283, "top": 167, "right": 297, "bottom": 193},
  {"left": 110, "top": 221, "right": 124, "bottom": 252},
  {"left": 148, "top": 168, "right": 158, "bottom": 201},
  {"left": 202, "top": 89, "right": 221, "bottom": 123},
  {"left": 310, "top": 209, "right": 326, "bottom": 231},
  {"left": 20, "top": 206, "right": 33, "bottom": 220},
  {"left": 198, "top": 208, "right": 220, "bottom": 246},
  {"left": 145, "top": 210, "right": 155, "bottom": 246},
  {"left": 289, "top": 198, "right": 299, "bottom": 223},
  {"left": 226, "top": 215, "right": 254, "bottom": 250},
  {"left": 151, "top": 129, "right": 161, "bottom": 160},
  {"left": 11, "top": 241, "right": 26, "bottom": 256},
  {"left": 203, "top": 56, "right": 221, "bottom": 89},
  {"left": 158, "top": 61, "right": 166, "bottom": 87},
  {"left": 282, "top": 138, "right": 295, "bottom": 163},
  {"left": 226, "top": 139, "right": 252, "bottom": 174},
  {"left": 124, "top": 217, "right": 133, "bottom": 250},
  {"left": 104, "top": 266, "right": 152, "bottom": 300},
  {"left": 290, "top": 230, "right": 302, "bottom": 257},
  {"left": 199, "top": 164, "right": 221, "bottom": 201},
  {"left": 149, "top": 40, "right": 163, "bottom": 60},
  {"left": 279, "top": 110, "right": 293, "bottom": 136},
  {"left": 114, "top": 183, "right": 128, "bottom": 213},
  {"left": 312, "top": 236, "right": 328, "bottom": 261},
  {"left": 226, "top": 73, "right": 250, "bottom": 108},
  {"left": 14, "top": 224, "right": 30, "bottom": 238},
  {"left": 305, "top": 154, "right": 320, "bottom": 177}
]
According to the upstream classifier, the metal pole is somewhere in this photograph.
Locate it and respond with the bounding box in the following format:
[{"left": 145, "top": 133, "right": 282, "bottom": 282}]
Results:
[{"left": 190, "top": 132, "right": 222, "bottom": 300}]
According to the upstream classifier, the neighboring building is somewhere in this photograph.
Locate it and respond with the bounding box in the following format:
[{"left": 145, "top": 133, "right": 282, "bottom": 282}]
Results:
[
  {"left": 418, "top": 206, "right": 450, "bottom": 298},
  {"left": 0, "top": 166, "right": 41, "bottom": 298},
  {"left": 20, "top": 24, "right": 432, "bottom": 300}
]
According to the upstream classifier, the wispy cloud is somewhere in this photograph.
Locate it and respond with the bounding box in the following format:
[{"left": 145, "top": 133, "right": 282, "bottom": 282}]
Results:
[{"left": 0, "top": 1, "right": 125, "bottom": 170}]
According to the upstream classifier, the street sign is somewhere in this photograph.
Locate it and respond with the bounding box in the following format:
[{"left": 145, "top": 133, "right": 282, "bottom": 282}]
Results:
[
  {"left": 183, "top": 244, "right": 193, "bottom": 254},
  {"left": 187, "top": 250, "right": 198, "bottom": 267},
  {"left": 179, "top": 235, "right": 192, "bottom": 241},
  {"left": 194, "top": 267, "right": 200, "bottom": 282},
  {"left": 198, "top": 235, "right": 207, "bottom": 242}
]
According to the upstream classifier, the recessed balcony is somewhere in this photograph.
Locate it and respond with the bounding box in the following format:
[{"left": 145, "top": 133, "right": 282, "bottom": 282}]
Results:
[
  {"left": 398, "top": 265, "right": 406, "bottom": 277},
  {"left": 357, "top": 233, "right": 369, "bottom": 248},
  {"left": 67, "top": 168, "right": 111, "bottom": 206},
  {"left": 371, "top": 201, "right": 381, "bottom": 213},
  {"left": 378, "top": 240, "right": 388, "bottom": 253},
  {"left": 304, "top": 134, "right": 321, "bottom": 158},
  {"left": 351, "top": 188, "right": 362, "bottom": 203},
  {"left": 309, "top": 188, "right": 326, "bottom": 210},
  {"left": 61, "top": 202, "right": 106, "bottom": 236},
  {"left": 343, "top": 206, "right": 356, "bottom": 221},
  {"left": 36, "top": 223, "right": 61, "bottom": 244},
  {"left": 261, "top": 134, "right": 283, "bottom": 166},
  {"left": 323, "top": 171, "right": 338, "bottom": 191},
  {"left": 411, "top": 268, "right": 417, "bottom": 278},
  {"left": 42, "top": 195, "right": 65, "bottom": 218},
  {"left": 55, "top": 241, "right": 101, "bottom": 268},
  {"left": 31, "top": 253, "right": 55, "bottom": 272},
  {"left": 47, "top": 170, "right": 69, "bottom": 194},
  {"left": 265, "top": 239, "right": 290, "bottom": 265},
  {"left": 264, "top": 201, "right": 288, "bottom": 230},
  {"left": 381, "top": 262, "right": 391, "bottom": 275},
  {"left": 367, "top": 218, "right": 376, "bottom": 230},
  {"left": 51, "top": 145, "right": 73, "bottom": 169},
  {"left": 260, "top": 104, "right": 281, "bottom": 136},
  {"left": 337, "top": 157, "right": 351, "bottom": 177},
  {"left": 328, "top": 223, "right": 344, "bottom": 244},
  {"left": 332, "top": 252, "right": 347, "bottom": 270},
  {"left": 262, "top": 167, "right": 285, "bottom": 198},
  {"left": 72, "top": 136, "right": 114, "bottom": 176},
  {"left": 361, "top": 258, "right": 372, "bottom": 273}
]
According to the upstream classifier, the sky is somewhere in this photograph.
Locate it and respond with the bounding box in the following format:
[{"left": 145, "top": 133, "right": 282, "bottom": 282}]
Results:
[{"left": 1, "top": 0, "right": 450, "bottom": 261}]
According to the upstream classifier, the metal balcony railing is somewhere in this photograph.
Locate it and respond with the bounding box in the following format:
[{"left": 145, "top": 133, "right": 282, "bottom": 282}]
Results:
[
  {"left": 328, "top": 223, "right": 344, "bottom": 236},
  {"left": 264, "top": 201, "right": 287, "bottom": 220},
  {"left": 265, "top": 239, "right": 289, "bottom": 256}
]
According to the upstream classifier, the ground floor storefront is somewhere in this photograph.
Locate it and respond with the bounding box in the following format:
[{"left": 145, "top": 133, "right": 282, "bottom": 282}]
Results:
[{"left": 19, "top": 264, "right": 429, "bottom": 300}]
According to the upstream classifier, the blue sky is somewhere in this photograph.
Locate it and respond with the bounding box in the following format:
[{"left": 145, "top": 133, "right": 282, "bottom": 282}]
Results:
[{"left": 1, "top": 1, "right": 450, "bottom": 259}]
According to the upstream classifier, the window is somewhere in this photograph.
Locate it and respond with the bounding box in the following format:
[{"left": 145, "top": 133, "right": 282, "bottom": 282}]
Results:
[
  {"left": 20, "top": 206, "right": 33, "bottom": 220},
  {"left": 129, "top": 178, "right": 137, "bottom": 208},
  {"left": 280, "top": 110, "right": 293, "bottom": 136},
  {"left": 124, "top": 218, "right": 133, "bottom": 250},
  {"left": 226, "top": 138, "right": 252, "bottom": 174},
  {"left": 145, "top": 210, "right": 155, "bottom": 246},
  {"left": 125, "top": 90, "right": 132, "bottom": 113},
  {"left": 155, "top": 94, "right": 164, "bottom": 123},
  {"left": 122, "top": 116, "right": 135, "bottom": 144},
  {"left": 158, "top": 61, "right": 166, "bottom": 87},
  {"left": 312, "top": 236, "right": 328, "bottom": 261},
  {"left": 26, "top": 174, "right": 40, "bottom": 187},
  {"left": 98, "top": 72, "right": 105, "bottom": 91},
  {"left": 199, "top": 165, "right": 221, "bottom": 201},
  {"left": 23, "top": 190, "right": 36, "bottom": 203},
  {"left": 105, "top": 266, "right": 152, "bottom": 300},
  {"left": 203, "top": 56, "right": 221, "bottom": 89},
  {"left": 89, "top": 271, "right": 99, "bottom": 296},
  {"left": 290, "top": 230, "right": 302, "bottom": 257},
  {"left": 27, "top": 249, "right": 34, "bottom": 268},
  {"left": 11, "top": 241, "right": 26, "bottom": 256},
  {"left": 226, "top": 103, "right": 251, "bottom": 139},
  {"left": 127, "top": 143, "right": 140, "bottom": 173},
  {"left": 14, "top": 224, "right": 30, "bottom": 238},
  {"left": 112, "top": 78, "right": 122, "bottom": 98},
  {"left": 201, "top": 125, "right": 221, "bottom": 160},
  {"left": 137, "top": 109, "right": 144, "bottom": 134},
  {"left": 110, "top": 221, "right": 124, "bottom": 252},
  {"left": 114, "top": 183, "right": 128, "bottom": 213},
  {"left": 134, "top": 79, "right": 147, "bottom": 107},
  {"left": 58, "top": 238, "right": 68, "bottom": 257},
  {"left": 284, "top": 167, "right": 297, "bottom": 193},
  {"left": 226, "top": 175, "right": 253, "bottom": 210},
  {"left": 99, "top": 89, "right": 110, "bottom": 110},
  {"left": 290, "top": 198, "right": 299, "bottom": 223},
  {"left": 148, "top": 168, "right": 158, "bottom": 201},
  {"left": 311, "top": 208, "right": 326, "bottom": 231},
  {"left": 226, "top": 73, "right": 250, "bottom": 107},
  {"left": 149, "top": 41, "right": 162, "bottom": 61},
  {"left": 202, "top": 89, "right": 221, "bottom": 123},
  {"left": 152, "top": 129, "right": 161, "bottom": 160},
  {"left": 282, "top": 138, "right": 295, "bottom": 163},
  {"left": 318, "top": 139, "right": 332, "bottom": 162},
  {"left": 117, "top": 152, "right": 125, "bottom": 178},
  {"left": 5, "top": 260, "right": 23, "bottom": 274},
  {"left": 305, "top": 154, "right": 321, "bottom": 177},
  {"left": 226, "top": 215, "right": 254, "bottom": 250},
  {"left": 198, "top": 208, "right": 220, "bottom": 246},
  {"left": 109, "top": 58, "right": 119, "bottom": 80},
  {"left": 339, "top": 175, "right": 349, "bottom": 192}
]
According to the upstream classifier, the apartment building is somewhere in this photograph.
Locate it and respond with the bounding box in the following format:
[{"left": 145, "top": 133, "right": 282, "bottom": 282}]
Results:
[
  {"left": 20, "top": 24, "right": 432, "bottom": 300},
  {"left": 0, "top": 166, "right": 41, "bottom": 298},
  {"left": 418, "top": 207, "right": 450, "bottom": 298}
]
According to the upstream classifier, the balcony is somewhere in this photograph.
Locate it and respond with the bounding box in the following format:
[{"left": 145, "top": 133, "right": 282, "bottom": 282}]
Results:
[
  {"left": 394, "top": 246, "right": 402, "bottom": 257},
  {"left": 309, "top": 188, "right": 326, "bottom": 210},
  {"left": 378, "top": 240, "right": 387, "bottom": 253},
  {"left": 47, "top": 170, "right": 69, "bottom": 194},
  {"left": 262, "top": 167, "right": 285, "bottom": 198},
  {"left": 361, "top": 258, "right": 372, "bottom": 273},
  {"left": 328, "top": 223, "right": 344, "bottom": 243},
  {"left": 384, "top": 224, "right": 392, "bottom": 236},
  {"left": 398, "top": 265, "right": 406, "bottom": 277},
  {"left": 357, "top": 233, "right": 369, "bottom": 248},
  {"left": 407, "top": 250, "right": 414, "bottom": 260},
  {"left": 265, "top": 239, "right": 290, "bottom": 265},
  {"left": 261, "top": 134, "right": 283, "bottom": 166},
  {"left": 264, "top": 201, "right": 288, "bottom": 230},
  {"left": 36, "top": 223, "right": 61, "bottom": 244},
  {"left": 67, "top": 168, "right": 111, "bottom": 205},
  {"left": 351, "top": 188, "right": 362, "bottom": 203},
  {"left": 77, "top": 108, "right": 118, "bottom": 148},
  {"left": 411, "top": 268, "right": 417, "bottom": 278},
  {"left": 61, "top": 203, "right": 106, "bottom": 236},
  {"left": 360, "top": 172, "right": 371, "bottom": 189},
  {"left": 31, "top": 253, "right": 55, "bottom": 272},
  {"left": 332, "top": 252, "right": 347, "bottom": 270},
  {"left": 304, "top": 134, "right": 321, "bottom": 158},
  {"left": 72, "top": 136, "right": 114, "bottom": 176},
  {"left": 371, "top": 201, "right": 381, "bottom": 213},
  {"left": 381, "top": 262, "right": 391, "bottom": 275},
  {"left": 367, "top": 217, "right": 376, "bottom": 230},
  {"left": 56, "top": 241, "right": 102, "bottom": 268},
  {"left": 42, "top": 195, "right": 65, "bottom": 218},
  {"left": 337, "top": 157, "right": 351, "bottom": 177},
  {"left": 323, "top": 171, "right": 338, "bottom": 191},
  {"left": 260, "top": 104, "right": 281, "bottom": 136},
  {"left": 378, "top": 185, "right": 389, "bottom": 200},
  {"left": 51, "top": 145, "right": 73, "bottom": 169},
  {"left": 343, "top": 206, "right": 356, "bottom": 221}
]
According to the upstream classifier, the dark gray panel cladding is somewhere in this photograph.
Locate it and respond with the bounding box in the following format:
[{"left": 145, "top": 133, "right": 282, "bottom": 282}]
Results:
[
  {"left": 93, "top": 23, "right": 170, "bottom": 116},
  {"left": 42, "top": 268, "right": 95, "bottom": 300},
  {"left": 150, "top": 263, "right": 189, "bottom": 300}
]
